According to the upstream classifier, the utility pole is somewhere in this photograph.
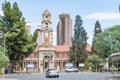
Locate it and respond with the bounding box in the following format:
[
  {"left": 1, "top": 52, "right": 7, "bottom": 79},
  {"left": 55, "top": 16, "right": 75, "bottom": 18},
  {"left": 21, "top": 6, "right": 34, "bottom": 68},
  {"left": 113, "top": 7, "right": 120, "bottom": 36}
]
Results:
[{"left": 109, "top": 32, "right": 115, "bottom": 77}]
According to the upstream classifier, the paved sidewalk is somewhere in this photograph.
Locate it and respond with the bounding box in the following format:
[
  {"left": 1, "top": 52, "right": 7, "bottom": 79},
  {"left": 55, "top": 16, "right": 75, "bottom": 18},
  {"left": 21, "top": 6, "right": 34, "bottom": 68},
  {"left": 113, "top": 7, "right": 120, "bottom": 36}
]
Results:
[
  {"left": 105, "top": 75, "right": 120, "bottom": 80},
  {"left": 0, "top": 78, "right": 18, "bottom": 80},
  {"left": 108, "top": 76, "right": 120, "bottom": 80}
]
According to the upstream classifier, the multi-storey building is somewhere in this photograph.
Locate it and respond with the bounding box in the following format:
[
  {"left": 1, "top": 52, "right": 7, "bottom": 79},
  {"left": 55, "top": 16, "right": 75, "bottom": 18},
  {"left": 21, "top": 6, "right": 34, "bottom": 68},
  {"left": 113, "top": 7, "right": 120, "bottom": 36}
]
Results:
[
  {"left": 25, "top": 20, "right": 31, "bottom": 35},
  {"left": 57, "top": 13, "right": 72, "bottom": 46}
]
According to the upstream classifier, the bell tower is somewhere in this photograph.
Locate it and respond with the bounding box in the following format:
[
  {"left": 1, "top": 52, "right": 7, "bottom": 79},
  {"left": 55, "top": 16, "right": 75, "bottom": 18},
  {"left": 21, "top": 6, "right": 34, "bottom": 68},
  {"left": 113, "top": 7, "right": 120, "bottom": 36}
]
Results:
[{"left": 39, "top": 9, "right": 53, "bottom": 47}]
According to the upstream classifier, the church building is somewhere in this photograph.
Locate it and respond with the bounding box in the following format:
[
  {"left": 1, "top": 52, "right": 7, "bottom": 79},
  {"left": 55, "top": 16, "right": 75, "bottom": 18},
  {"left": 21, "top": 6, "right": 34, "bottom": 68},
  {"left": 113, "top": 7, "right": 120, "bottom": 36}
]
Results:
[
  {"left": 20, "top": 9, "right": 70, "bottom": 73},
  {"left": 18, "top": 9, "right": 92, "bottom": 73}
]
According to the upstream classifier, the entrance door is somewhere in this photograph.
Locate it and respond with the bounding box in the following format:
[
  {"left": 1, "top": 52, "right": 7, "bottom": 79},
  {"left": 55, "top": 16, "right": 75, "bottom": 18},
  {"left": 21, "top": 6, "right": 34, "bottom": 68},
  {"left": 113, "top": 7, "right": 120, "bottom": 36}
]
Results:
[
  {"left": 43, "top": 55, "right": 50, "bottom": 70},
  {"left": 45, "top": 62, "right": 49, "bottom": 69}
]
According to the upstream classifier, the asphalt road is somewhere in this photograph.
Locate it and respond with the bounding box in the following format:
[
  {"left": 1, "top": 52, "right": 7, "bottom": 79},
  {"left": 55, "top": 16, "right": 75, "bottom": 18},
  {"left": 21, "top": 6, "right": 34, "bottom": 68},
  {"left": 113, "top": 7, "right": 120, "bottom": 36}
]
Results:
[{"left": 0, "top": 72, "right": 115, "bottom": 80}]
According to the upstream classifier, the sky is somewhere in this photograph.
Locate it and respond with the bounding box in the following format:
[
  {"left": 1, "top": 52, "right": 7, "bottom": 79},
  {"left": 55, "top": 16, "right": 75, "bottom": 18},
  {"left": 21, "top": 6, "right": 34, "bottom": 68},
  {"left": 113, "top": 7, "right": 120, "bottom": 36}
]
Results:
[{"left": 0, "top": 0, "right": 120, "bottom": 45}]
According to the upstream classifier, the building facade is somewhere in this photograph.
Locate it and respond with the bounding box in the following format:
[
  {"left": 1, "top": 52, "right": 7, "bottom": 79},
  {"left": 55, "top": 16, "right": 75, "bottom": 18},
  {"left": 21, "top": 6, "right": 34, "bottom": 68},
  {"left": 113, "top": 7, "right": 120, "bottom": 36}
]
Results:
[
  {"left": 22, "top": 45, "right": 70, "bottom": 73},
  {"left": 25, "top": 20, "right": 31, "bottom": 35},
  {"left": 111, "top": 52, "right": 120, "bottom": 71},
  {"left": 57, "top": 13, "right": 72, "bottom": 46},
  {"left": 17, "top": 10, "right": 92, "bottom": 73}
]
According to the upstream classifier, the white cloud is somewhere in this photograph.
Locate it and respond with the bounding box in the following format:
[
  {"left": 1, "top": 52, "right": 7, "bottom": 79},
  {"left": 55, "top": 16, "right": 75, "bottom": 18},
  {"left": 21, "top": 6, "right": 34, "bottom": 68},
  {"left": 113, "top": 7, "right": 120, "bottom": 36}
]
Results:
[{"left": 85, "top": 12, "right": 120, "bottom": 20}]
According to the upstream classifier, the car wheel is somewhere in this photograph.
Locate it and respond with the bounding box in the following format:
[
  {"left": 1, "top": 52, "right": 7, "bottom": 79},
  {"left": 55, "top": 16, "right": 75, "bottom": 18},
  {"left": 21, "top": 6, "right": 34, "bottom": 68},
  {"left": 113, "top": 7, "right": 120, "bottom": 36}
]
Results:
[{"left": 57, "top": 76, "right": 59, "bottom": 78}]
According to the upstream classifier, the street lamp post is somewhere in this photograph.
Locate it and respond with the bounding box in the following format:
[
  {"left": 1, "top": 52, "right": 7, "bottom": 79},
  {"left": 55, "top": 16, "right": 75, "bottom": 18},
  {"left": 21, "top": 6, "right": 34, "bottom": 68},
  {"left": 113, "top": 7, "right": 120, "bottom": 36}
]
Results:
[
  {"left": 109, "top": 36, "right": 115, "bottom": 77},
  {"left": 1, "top": 29, "right": 19, "bottom": 80},
  {"left": 106, "top": 31, "right": 115, "bottom": 76}
]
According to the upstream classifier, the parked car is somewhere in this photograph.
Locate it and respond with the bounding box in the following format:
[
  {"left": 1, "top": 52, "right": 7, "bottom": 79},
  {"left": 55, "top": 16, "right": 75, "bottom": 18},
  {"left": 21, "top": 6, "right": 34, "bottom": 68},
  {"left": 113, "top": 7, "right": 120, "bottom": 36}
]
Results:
[
  {"left": 46, "top": 68, "right": 59, "bottom": 78},
  {"left": 65, "top": 66, "right": 78, "bottom": 72}
]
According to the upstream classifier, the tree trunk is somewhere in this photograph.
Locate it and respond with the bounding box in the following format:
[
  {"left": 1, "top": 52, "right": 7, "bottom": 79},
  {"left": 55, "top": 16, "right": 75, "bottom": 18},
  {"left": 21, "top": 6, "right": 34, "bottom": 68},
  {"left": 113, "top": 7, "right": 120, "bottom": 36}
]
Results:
[{"left": 9, "top": 61, "right": 16, "bottom": 73}]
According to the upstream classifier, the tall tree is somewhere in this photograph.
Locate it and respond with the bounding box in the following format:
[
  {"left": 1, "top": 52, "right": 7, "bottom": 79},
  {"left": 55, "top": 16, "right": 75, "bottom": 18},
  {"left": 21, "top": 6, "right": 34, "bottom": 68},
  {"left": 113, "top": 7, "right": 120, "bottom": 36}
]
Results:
[
  {"left": 105, "top": 25, "right": 120, "bottom": 52},
  {"left": 32, "top": 29, "right": 38, "bottom": 42},
  {"left": 86, "top": 54, "right": 103, "bottom": 70},
  {"left": 92, "top": 20, "right": 102, "bottom": 54},
  {"left": 92, "top": 33, "right": 110, "bottom": 58},
  {"left": 94, "top": 20, "right": 102, "bottom": 37},
  {"left": 92, "top": 25, "right": 120, "bottom": 59},
  {"left": 0, "top": 1, "right": 36, "bottom": 72},
  {"left": 0, "top": 46, "right": 9, "bottom": 68},
  {"left": 69, "top": 15, "right": 88, "bottom": 66}
]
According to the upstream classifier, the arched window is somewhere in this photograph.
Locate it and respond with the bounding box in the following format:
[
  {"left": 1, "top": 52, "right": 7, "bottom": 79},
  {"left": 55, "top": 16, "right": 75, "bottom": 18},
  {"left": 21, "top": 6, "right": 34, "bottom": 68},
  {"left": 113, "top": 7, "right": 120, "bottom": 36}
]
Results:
[
  {"left": 45, "top": 16, "right": 48, "bottom": 20},
  {"left": 46, "top": 23, "right": 48, "bottom": 28}
]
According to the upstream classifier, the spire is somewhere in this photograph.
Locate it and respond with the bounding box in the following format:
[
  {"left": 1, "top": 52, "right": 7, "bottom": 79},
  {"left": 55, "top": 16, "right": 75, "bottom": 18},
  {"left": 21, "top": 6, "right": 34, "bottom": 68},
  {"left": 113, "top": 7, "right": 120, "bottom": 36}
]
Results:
[{"left": 42, "top": 9, "right": 51, "bottom": 16}]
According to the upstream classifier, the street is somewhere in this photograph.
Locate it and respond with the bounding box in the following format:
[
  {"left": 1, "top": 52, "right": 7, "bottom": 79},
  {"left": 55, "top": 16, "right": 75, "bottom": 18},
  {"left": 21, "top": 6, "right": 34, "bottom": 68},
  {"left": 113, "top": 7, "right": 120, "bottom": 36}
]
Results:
[{"left": 0, "top": 72, "right": 113, "bottom": 80}]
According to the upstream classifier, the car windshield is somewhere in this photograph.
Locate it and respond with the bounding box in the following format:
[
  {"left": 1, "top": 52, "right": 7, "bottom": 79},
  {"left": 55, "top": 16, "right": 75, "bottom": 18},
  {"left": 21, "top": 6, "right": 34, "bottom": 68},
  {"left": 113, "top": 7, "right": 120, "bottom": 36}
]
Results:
[{"left": 48, "top": 69, "right": 57, "bottom": 71}]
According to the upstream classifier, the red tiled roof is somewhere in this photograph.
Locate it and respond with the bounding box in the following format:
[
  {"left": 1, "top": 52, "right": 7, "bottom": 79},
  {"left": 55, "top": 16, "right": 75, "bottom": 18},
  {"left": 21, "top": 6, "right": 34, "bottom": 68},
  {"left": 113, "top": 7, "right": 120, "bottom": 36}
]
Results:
[
  {"left": 34, "top": 45, "right": 41, "bottom": 52},
  {"left": 86, "top": 44, "right": 92, "bottom": 52},
  {"left": 32, "top": 44, "right": 92, "bottom": 53},
  {"left": 53, "top": 45, "right": 70, "bottom": 52}
]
